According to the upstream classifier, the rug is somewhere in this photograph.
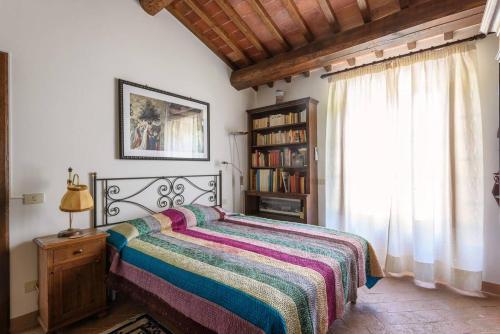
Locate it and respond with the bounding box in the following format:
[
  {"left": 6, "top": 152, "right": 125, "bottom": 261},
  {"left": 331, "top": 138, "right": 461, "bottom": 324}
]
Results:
[{"left": 100, "top": 314, "right": 173, "bottom": 334}]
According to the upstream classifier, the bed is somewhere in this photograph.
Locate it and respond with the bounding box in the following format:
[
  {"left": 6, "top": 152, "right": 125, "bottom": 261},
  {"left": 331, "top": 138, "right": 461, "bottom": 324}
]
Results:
[{"left": 92, "top": 172, "right": 383, "bottom": 334}]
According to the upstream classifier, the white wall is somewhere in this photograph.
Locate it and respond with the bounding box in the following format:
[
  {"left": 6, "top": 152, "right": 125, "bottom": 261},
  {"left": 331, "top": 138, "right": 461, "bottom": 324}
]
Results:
[
  {"left": 254, "top": 35, "right": 500, "bottom": 284},
  {"left": 0, "top": 0, "right": 254, "bottom": 318}
]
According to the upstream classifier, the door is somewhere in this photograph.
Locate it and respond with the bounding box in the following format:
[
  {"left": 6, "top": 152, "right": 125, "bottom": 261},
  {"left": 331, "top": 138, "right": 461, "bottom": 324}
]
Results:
[{"left": 0, "top": 51, "right": 9, "bottom": 334}]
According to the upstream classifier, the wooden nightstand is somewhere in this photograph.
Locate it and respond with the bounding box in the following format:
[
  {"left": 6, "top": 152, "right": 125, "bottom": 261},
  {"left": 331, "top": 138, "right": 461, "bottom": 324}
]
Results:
[{"left": 34, "top": 228, "right": 108, "bottom": 333}]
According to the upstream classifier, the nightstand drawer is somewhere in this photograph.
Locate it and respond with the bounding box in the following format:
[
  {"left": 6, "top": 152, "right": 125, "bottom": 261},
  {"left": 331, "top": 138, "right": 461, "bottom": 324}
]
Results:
[{"left": 53, "top": 239, "right": 103, "bottom": 264}]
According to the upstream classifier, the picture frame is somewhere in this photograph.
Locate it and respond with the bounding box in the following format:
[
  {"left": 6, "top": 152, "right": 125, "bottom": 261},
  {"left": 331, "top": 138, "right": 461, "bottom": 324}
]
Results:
[{"left": 118, "top": 79, "right": 210, "bottom": 161}]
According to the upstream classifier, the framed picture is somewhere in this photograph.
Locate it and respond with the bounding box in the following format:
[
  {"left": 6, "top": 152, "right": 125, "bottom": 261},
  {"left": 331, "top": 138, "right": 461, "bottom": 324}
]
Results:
[{"left": 119, "top": 79, "right": 210, "bottom": 161}]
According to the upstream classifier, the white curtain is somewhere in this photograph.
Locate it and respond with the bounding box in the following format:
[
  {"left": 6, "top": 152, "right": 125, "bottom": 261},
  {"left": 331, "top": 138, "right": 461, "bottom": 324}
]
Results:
[{"left": 325, "top": 43, "right": 484, "bottom": 292}]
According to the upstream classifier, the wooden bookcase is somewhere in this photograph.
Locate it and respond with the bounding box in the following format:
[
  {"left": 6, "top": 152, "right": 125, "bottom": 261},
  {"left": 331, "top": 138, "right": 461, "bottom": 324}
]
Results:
[{"left": 245, "top": 97, "right": 318, "bottom": 225}]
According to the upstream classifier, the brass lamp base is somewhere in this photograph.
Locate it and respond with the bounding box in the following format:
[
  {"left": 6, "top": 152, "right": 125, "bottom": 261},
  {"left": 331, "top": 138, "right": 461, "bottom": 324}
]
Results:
[{"left": 57, "top": 228, "right": 83, "bottom": 238}]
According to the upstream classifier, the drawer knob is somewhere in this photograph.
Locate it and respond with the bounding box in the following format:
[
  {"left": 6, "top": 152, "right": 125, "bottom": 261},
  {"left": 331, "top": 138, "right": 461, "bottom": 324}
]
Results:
[{"left": 73, "top": 249, "right": 84, "bottom": 255}]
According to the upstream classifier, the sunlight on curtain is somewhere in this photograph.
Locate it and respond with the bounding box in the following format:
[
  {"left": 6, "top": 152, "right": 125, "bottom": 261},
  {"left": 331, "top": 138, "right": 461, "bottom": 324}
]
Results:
[
  {"left": 164, "top": 113, "right": 204, "bottom": 155},
  {"left": 325, "top": 43, "right": 484, "bottom": 292}
]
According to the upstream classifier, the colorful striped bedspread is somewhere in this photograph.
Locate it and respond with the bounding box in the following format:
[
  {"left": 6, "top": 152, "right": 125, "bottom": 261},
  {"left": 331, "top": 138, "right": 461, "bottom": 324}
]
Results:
[{"left": 107, "top": 205, "right": 383, "bottom": 334}]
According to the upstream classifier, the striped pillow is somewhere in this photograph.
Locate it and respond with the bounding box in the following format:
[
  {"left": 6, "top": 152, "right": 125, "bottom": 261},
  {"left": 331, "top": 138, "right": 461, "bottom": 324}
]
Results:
[
  {"left": 107, "top": 204, "right": 224, "bottom": 252},
  {"left": 161, "top": 204, "right": 223, "bottom": 227}
]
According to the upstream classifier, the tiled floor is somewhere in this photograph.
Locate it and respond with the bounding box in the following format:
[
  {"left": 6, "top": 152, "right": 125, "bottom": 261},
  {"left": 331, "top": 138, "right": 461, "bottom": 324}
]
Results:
[
  {"left": 22, "top": 277, "right": 500, "bottom": 334},
  {"left": 329, "top": 277, "right": 500, "bottom": 334}
]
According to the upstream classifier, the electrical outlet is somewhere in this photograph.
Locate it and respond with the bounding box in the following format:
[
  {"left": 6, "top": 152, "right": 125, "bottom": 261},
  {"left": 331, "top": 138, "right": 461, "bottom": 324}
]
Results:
[
  {"left": 22, "top": 193, "right": 44, "bottom": 205},
  {"left": 24, "top": 280, "right": 38, "bottom": 293}
]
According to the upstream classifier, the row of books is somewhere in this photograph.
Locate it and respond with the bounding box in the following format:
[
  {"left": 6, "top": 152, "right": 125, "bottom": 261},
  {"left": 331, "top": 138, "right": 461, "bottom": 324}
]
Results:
[
  {"left": 250, "top": 169, "right": 306, "bottom": 194},
  {"left": 253, "top": 110, "right": 307, "bottom": 129},
  {"left": 255, "top": 129, "right": 307, "bottom": 146},
  {"left": 251, "top": 148, "right": 307, "bottom": 167}
]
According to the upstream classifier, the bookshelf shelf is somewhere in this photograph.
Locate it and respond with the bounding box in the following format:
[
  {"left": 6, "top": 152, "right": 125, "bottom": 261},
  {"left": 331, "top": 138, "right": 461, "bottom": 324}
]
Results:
[
  {"left": 256, "top": 212, "right": 305, "bottom": 224},
  {"left": 246, "top": 191, "right": 309, "bottom": 199},
  {"left": 251, "top": 142, "right": 307, "bottom": 149},
  {"left": 245, "top": 97, "right": 318, "bottom": 225},
  {"left": 251, "top": 166, "right": 308, "bottom": 170},
  {"left": 252, "top": 122, "right": 307, "bottom": 132}
]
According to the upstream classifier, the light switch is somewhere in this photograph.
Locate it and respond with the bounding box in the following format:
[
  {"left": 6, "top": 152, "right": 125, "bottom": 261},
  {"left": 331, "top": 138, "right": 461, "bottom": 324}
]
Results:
[{"left": 23, "top": 193, "right": 44, "bottom": 205}]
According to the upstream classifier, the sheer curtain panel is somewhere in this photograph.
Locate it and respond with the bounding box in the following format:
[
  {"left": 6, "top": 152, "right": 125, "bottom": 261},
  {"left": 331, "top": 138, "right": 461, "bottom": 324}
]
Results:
[{"left": 325, "top": 43, "right": 484, "bottom": 293}]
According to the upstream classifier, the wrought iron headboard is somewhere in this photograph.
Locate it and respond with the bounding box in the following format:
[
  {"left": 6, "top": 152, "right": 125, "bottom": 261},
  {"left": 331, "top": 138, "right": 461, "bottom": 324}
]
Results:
[{"left": 91, "top": 171, "right": 222, "bottom": 228}]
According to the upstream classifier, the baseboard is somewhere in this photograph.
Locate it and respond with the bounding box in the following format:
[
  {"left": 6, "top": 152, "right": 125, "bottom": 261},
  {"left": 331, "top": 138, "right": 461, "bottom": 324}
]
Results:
[
  {"left": 482, "top": 281, "right": 500, "bottom": 296},
  {"left": 10, "top": 311, "right": 38, "bottom": 333}
]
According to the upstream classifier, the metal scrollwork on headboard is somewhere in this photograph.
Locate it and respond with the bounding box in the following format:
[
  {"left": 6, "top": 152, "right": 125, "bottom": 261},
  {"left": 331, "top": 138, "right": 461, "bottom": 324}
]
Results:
[{"left": 91, "top": 171, "right": 222, "bottom": 227}]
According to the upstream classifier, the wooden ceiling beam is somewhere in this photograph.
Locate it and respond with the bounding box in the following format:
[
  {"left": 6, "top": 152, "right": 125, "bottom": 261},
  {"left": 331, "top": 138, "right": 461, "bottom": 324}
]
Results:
[
  {"left": 167, "top": 5, "right": 237, "bottom": 70},
  {"left": 248, "top": 0, "right": 291, "bottom": 51},
  {"left": 230, "top": 0, "right": 485, "bottom": 90},
  {"left": 356, "top": 0, "right": 372, "bottom": 23},
  {"left": 183, "top": 0, "right": 251, "bottom": 66},
  {"left": 213, "top": 0, "right": 270, "bottom": 58},
  {"left": 397, "top": 0, "right": 411, "bottom": 9},
  {"left": 444, "top": 31, "right": 454, "bottom": 40},
  {"left": 282, "top": 0, "right": 314, "bottom": 42},
  {"left": 316, "top": 0, "right": 341, "bottom": 33},
  {"left": 140, "top": 0, "right": 174, "bottom": 16}
]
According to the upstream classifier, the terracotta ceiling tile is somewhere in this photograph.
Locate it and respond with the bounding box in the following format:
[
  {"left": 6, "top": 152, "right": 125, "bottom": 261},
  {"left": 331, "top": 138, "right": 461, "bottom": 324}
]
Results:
[
  {"left": 229, "top": 0, "right": 287, "bottom": 54},
  {"left": 231, "top": 29, "right": 246, "bottom": 41},
  {"left": 230, "top": 0, "right": 254, "bottom": 16},
  {"left": 204, "top": 29, "right": 218, "bottom": 40},
  {"left": 330, "top": 0, "right": 356, "bottom": 10},
  {"left": 286, "top": 31, "right": 308, "bottom": 48},
  {"left": 369, "top": 0, "right": 400, "bottom": 20},
  {"left": 295, "top": 0, "right": 333, "bottom": 38},
  {"left": 184, "top": 10, "right": 199, "bottom": 23},
  {"left": 211, "top": 11, "right": 229, "bottom": 26},
  {"left": 335, "top": 3, "right": 364, "bottom": 30},
  {"left": 220, "top": 21, "right": 237, "bottom": 35},
  {"left": 213, "top": 38, "right": 229, "bottom": 49},
  {"left": 262, "top": 0, "right": 295, "bottom": 32},
  {"left": 238, "top": 38, "right": 253, "bottom": 49},
  {"left": 201, "top": 0, "right": 222, "bottom": 15},
  {"left": 246, "top": 49, "right": 264, "bottom": 60},
  {"left": 261, "top": 0, "right": 305, "bottom": 45}
]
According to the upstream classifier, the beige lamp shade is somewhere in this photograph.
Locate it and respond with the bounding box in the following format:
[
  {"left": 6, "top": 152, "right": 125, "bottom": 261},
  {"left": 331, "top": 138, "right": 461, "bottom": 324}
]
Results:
[{"left": 59, "top": 184, "right": 94, "bottom": 212}]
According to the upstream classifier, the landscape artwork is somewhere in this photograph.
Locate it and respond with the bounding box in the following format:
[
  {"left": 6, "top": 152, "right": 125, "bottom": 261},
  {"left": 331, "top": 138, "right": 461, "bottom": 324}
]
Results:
[{"left": 119, "top": 80, "right": 210, "bottom": 160}]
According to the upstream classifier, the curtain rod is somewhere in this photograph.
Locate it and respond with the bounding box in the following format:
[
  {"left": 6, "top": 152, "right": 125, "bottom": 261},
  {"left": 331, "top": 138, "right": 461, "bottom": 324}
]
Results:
[{"left": 320, "top": 34, "right": 487, "bottom": 80}]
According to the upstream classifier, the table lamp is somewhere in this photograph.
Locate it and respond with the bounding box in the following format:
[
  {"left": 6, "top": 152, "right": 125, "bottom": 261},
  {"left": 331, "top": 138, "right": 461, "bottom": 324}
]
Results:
[{"left": 58, "top": 167, "right": 94, "bottom": 238}]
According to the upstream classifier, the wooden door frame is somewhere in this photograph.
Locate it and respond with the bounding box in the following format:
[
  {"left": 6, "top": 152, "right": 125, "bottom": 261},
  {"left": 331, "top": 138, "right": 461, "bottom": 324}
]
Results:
[{"left": 0, "top": 51, "right": 10, "bottom": 333}]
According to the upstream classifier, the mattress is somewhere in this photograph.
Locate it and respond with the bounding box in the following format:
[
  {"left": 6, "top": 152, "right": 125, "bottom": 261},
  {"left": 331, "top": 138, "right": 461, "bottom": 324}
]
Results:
[{"left": 106, "top": 205, "right": 383, "bottom": 334}]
